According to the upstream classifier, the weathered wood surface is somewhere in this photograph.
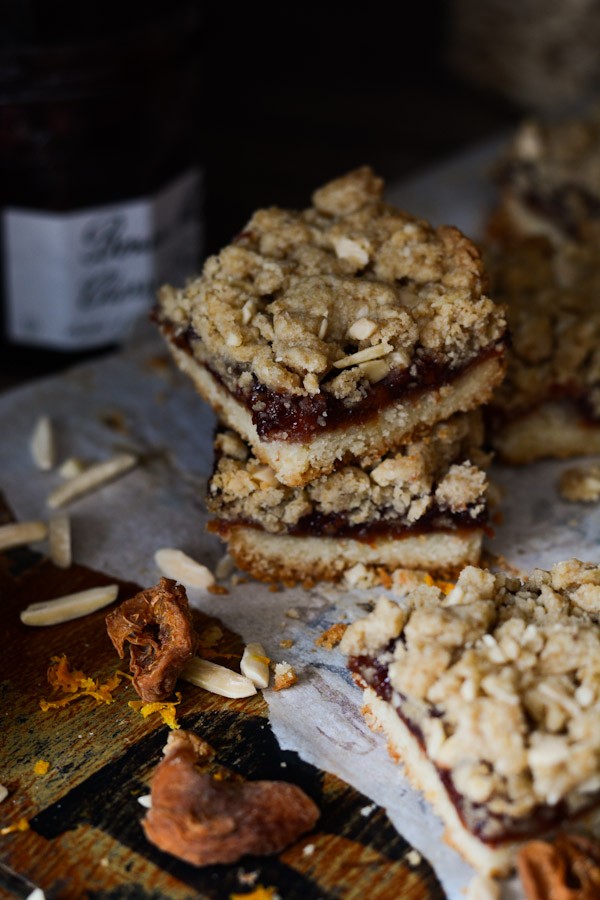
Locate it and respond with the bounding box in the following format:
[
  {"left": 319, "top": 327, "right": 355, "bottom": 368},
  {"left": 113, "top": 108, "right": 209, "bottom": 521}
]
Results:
[{"left": 0, "top": 506, "right": 444, "bottom": 900}]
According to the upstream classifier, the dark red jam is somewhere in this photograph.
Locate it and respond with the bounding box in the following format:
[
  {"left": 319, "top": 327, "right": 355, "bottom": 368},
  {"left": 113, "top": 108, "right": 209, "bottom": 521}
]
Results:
[
  {"left": 163, "top": 319, "right": 505, "bottom": 443},
  {"left": 208, "top": 504, "right": 488, "bottom": 543}
]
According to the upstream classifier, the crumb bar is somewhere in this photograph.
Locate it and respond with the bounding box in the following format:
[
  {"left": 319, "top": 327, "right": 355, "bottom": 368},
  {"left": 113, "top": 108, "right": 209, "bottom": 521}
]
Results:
[
  {"left": 491, "top": 111, "right": 600, "bottom": 244},
  {"left": 157, "top": 167, "right": 506, "bottom": 487},
  {"left": 206, "top": 414, "right": 490, "bottom": 583},
  {"left": 341, "top": 560, "right": 600, "bottom": 877},
  {"left": 485, "top": 235, "right": 600, "bottom": 463}
]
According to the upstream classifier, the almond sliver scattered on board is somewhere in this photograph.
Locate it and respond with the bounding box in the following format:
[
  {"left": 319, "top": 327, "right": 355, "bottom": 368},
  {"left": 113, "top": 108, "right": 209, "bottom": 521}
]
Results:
[
  {"left": 154, "top": 548, "right": 215, "bottom": 589},
  {"left": 181, "top": 657, "right": 257, "bottom": 699},
  {"left": 0, "top": 520, "right": 48, "bottom": 551},
  {"left": 30, "top": 415, "right": 56, "bottom": 471},
  {"left": 20, "top": 584, "right": 119, "bottom": 626},
  {"left": 47, "top": 453, "right": 137, "bottom": 509}
]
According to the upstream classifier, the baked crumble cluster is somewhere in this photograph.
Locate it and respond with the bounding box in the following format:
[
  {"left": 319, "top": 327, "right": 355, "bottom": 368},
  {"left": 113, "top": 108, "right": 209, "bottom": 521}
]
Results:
[
  {"left": 485, "top": 110, "right": 600, "bottom": 463},
  {"left": 207, "top": 415, "right": 488, "bottom": 535},
  {"left": 158, "top": 166, "right": 505, "bottom": 402},
  {"left": 157, "top": 165, "right": 505, "bottom": 578},
  {"left": 342, "top": 559, "right": 600, "bottom": 837},
  {"left": 486, "top": 233, "right": 600, "bottom": 424}
]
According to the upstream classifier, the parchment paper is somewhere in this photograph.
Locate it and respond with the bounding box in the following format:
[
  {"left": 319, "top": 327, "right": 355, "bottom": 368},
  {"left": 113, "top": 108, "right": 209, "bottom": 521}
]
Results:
[{"left": 1, "top": 142, "right": 598, "bottom": 899}]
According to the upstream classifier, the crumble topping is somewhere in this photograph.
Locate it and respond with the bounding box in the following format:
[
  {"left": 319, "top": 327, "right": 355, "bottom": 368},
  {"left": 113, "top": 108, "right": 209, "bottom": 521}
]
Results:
[
  {"left": 207, "top": 414, "right": 489, "bottom": 534},
  {"left": 273, "top": 662, "right": 297, "bottom": 691},
  {"left": 494, "top": 112, "right": 600, "bottom": 240},
  {"left": 485, "top": 234, "right": 600, "bottom": 421},
  {"left": 158, "top": 167, "right": 505, "bottom": 401},
  {"left": 341, "top": 560, "right": 600, "bottom": 818}
]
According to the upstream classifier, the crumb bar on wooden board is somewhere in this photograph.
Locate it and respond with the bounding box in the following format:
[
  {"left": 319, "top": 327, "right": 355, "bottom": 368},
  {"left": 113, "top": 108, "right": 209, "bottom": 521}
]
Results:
[
  {"left": 206, "top": 414, "right": 490, "bottom": 583},
  {"left": 340, "top": 560, "right": 600, "bottom": 877},
  {"left": 156, "top": 166, "right": 507, "bottom": 487},
  {"left": 484, "top": 233, "right": 600, "bottom": 463},
  {"left": 490, "top": 110, "right": 600, "bottom": 244}
]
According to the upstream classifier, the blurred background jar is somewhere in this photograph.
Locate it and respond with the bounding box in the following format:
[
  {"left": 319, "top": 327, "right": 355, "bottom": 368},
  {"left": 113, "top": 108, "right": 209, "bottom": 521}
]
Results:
[{"left": 0, "top": 1, "right": 204, "bottom": 379}]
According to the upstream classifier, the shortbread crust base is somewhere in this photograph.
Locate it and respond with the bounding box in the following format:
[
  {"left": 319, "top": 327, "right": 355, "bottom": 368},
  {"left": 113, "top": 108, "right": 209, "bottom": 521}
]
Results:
[
  {"left": 208, "top": 523, "right": 483, "bottom": 584},
  {"left": 167, "top": 340, "right": 505, "bottom": 487},
  {"left": 359, "top": 687, "right": 600, "bottom": 878},
  {"left": 492, "top": 401, "right": 600, "bottom": 464},
  {"left": 359, "top": 688, "right": 523, "bottom": 878}
]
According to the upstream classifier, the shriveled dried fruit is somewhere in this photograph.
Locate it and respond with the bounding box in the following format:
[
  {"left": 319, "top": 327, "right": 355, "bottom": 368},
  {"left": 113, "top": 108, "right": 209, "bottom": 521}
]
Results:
[
  {"left": 518, "top": 833, "right": 600, "bottom": 900},
  {"left": 106, "top": 578, "right": 198, "bottom": 702},
  {"left": 142, "top": 730, "right": 319, "bottom": 865}
]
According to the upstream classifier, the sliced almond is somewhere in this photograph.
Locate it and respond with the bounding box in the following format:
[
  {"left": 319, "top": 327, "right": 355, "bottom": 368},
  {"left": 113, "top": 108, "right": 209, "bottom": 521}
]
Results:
[
  {"left": 20, "top": 584, "right": 119, "bottom": 626},
  {"left": 49, "top": 514, "right": 71, "bottom": 569},
  {"left": 240, "top": 642, "right": 270, "bottom": 689},
  {"left": 251, "top": 465, "right": 279, "bottom": 488},
  {"left": 181, "top": 657, "right": 257, "bottom": 699},
  {"left": 333, "top": 342, "right": 392, "bottom": 369},
  {"left": 0, "top": 520, "right": 48, "bottom": 552},
  {"left": 333, "top": 236, "right": 370, "bottom": 266},
  {"left": 241, "top": 298, "right": 258, "bottom": 325},
  {"left": 59, "top": 456, "right": 87, "bottom": 479},
  {"left": 318, "top": 315, "right": 328, "bottom": 340},
  {"left": 347, "top": 317, "right": 377, "bottom": 341},
  {"left": 215, "top": 553, "right": 235, "bottom": 580},
  {"left": 30, "top": 415, "right": 56, "bottom": 471},
  {"left": 47, "top": 453, "right": 137, "bottom": 509},
  {"left": 358, "top": 359, "right": 389, "bottom": 383},
  {"left": 0, "top": 784, "right": 8, "bottom": 803},
  {"left": 154, "top": 548, "right": 215, "bottom": 589}
]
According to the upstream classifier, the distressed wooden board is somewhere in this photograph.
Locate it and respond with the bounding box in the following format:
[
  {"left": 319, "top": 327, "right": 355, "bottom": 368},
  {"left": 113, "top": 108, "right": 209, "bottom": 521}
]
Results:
[{"left": 0, "top": 501, "right": 445, "bottom": 900}]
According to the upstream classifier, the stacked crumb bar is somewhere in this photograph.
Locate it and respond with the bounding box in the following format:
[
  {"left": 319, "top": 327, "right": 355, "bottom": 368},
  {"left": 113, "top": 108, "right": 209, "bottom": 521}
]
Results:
[
  {"left": 156, "top": 167, "right": 507, "bottom": 583},
  {"left": 485, "top": 112, "right": 600, "bottom": 463}
]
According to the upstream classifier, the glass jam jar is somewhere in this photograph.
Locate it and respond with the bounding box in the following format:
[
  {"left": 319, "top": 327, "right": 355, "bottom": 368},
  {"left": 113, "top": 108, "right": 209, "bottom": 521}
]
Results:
[{"left": 0, "top": 2, "right": 204, "bottom": 375}]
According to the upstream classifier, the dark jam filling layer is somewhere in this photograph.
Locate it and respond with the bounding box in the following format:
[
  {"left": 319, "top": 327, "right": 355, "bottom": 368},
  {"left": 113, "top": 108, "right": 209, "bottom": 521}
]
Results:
[
  {"left": 208, "top": 504, "right": 488, "bottom": 543},
  {"left": 348, "top": 653, "right": 600, "bottom": 847},
  {"left": 166, "top": 320, "right": 504, "bottom": 443}
]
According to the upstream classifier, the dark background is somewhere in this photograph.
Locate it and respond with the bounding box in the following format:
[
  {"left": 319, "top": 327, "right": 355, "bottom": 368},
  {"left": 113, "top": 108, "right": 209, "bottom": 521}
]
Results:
[
  {"left": 0, "top": 1, "right": 532, "bottom": 387},
  {"left": 201, "top": 3, "right": 518, "bottom": 250}
]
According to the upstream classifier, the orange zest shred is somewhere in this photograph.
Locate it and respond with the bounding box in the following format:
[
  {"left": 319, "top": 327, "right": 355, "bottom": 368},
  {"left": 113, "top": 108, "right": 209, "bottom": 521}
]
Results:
[
  {"left": 230, "top": 888, "right": 279, "bottom": 900},
  {"left": 0, "top": 817, "right": 29, "bottom": 835},
  {"left": 128, "top": 691, "right": 181, "bottom": 730},
  {"left": 33, "top": 759, "right": 50, "bottom": 776},
  {"left": 423, "top": 574, "right": 455, "bottom": 595},
  {"left": 39, "top": 654, "right": 128, "bottom": 711}
]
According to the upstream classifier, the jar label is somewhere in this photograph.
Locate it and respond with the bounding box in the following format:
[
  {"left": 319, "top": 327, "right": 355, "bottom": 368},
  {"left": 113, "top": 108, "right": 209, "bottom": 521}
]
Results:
[{"left": 3, "top": 168, "right": 203, "bottom": 350}]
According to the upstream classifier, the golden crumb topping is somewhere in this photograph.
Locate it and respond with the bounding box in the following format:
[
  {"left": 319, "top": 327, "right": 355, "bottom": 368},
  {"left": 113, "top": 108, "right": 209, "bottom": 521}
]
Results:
[
  {"left": 341, "top": 560, "right": 600, "bottom": 818},
  {"left": 207, "top": 414, "right": 488, "bottom": 534},
  {"left": 158, "top": 167, "right": 505, "bottom": 400},
  {"left": 486, "top": 234, "right": 600, "bottom": 421}
]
